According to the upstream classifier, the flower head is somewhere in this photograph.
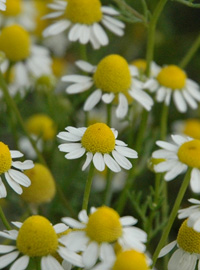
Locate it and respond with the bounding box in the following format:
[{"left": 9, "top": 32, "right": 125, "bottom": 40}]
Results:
[
  {"left": 60, "top": 206, "right": 147, "bottom": 268},
  {"left": 0, "top": 215, "right": 83, "bottom": 270},
  {"left": 0, "top": 141, "right": 34, "bottom": 198},
  {"left": 43, "top": 0, "right": 125, "bottom": 49},
  {"left": 57, "top": 122, "right": 138, "bottom": 172},
  {"left": 173, "top": 118, "right": 200, "bottom": 140},
  {"left": 62, "top": 55, "right": 153, "bottom": 119},
  {"left": 144, "top": 64, "right": 200, "bottom": 112},
  {"left": 0, "top": 0, "right": 6, "bottom": 11}
]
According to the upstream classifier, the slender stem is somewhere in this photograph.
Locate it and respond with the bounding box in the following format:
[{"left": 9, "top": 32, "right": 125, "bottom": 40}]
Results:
[
  {"left": 0, "top": 206, "right": 11, "bottom": 230},
  {"left": 179, "top": 33, "right": 200, "bottom": 69},
  {"left": 146, "top": 0, "right": 168, "bottom": 76},
  {"left": 103, "top": 169, "right": 112, "bottom": 206},
  {"left": 82, "top": 164, "right": 95, "bottom": 211},
  {"left": 152, "top": 167, "right": 192, "bottom": 268},
  {"left": 34, "top": 257, "right": 41, "bottom": 270},
  {"left": 160, "top": 104, "right": 169, "bottom": 140},
  {"left": 135, "top": 110, "right": 149, "bottom": 153},
  {"left": 79, "top": 44, "right": 87, "bottom": 62},
  {"left": 106, "top": 103, "right": 112, "bottom": 127}
]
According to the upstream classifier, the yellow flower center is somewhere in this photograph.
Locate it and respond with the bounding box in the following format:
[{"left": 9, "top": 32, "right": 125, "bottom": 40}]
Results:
[
  {"left": 3, "top": 0, "right": 23, "bottom": 16},
  {"left": 16, "top": 215, "right": 58, "bottom": 257},
  {"left": 93, "top": 55, "right": 132, "bottom": 94},
  {"left": 86, "top": 206, "right": 122, "bottom": 243},
  {"left": 157, "top": 65, "right": 186, "bottom": 90},
  {"left": 183, "top": 119, "right": 200, "bottom": 140},
  {"left": 177, "top": 219, "right": 200, "bottom": 254},
  {"left": 65, "top": 0, "right": 102, "bottom": 24},
  {"left": 81, "top": 123, "right": 115, "bottom": 154},
  {"left": 26, "top": 114, "right": 57, "bottom": 141},
  {"left": 21, "top": 163, "right": 56, "bottom": 204},
  {"left": 112, "top": 250, "right": 149, "bottom": 270},
  {"left": 0, "top": 25, "right": 30, "bottom": 62},
  {"left": 177, "top": 139, "right": 200, "bottom": 168},
  {"left": 0, "top": 142, "right": 12, "bottom": 175}
]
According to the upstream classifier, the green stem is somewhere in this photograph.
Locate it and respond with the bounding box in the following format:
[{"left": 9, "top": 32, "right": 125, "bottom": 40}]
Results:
[
  {"left": 146, "top": 0, "right": 168, "bottom": 76},
  {"left": 106, "top": 103, "right": 112, "bottom": 127},
  {"left": 179, "top": 33, "right": 200, "bottom": 69},
  {"left": 79, "top": 44, "right": 87, "bottom": 61},
  {"left": 103, "top": 169, "right": 112, "bottom": 206},
  {"left": 0, "top": 206, "right": 11, "bottom": 230},
  {"left": 135, "top": 110, "right": 149, "bottom": 153},
  {"left": 34, "top": 257, "right": 41, "bottom": 270},
  {"left": 82, "top": 164, "right": 95, "bottom": 211},
  {"left": 160, "top": 104, "right": 169, "bottom": 140},
  {"left": 152, "top": 167, "right": 192, "bottom": 268}
]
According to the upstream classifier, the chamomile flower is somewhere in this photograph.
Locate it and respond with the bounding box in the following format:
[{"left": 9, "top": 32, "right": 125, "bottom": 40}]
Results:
[
  {"left": 152, "top": 135, "right": 200, "bottom": 189},
  {"left": 143, "top": 65, "right": 200, "bottom": 112},
  {"left": 60, "top": 206, "right": 147, "bottom": 268},
  {"left": 178, "top": 198, "right": 200, "bottom": 232},
  {"left": 43, "top": 0, "right": 125, "bottom": 49},
  {"left": 173, "top": 118, "right": 200, "bottom": 140},
  {"left": 0, "top": 215, "right": 84, "bottom": 270},
  {"left": 0, "top": 141, "right": 34, "bottom": 198},
  {"left": 62, "top": 54, "right": 153, "bottom": 119},
  {"left": 159, "top": 219, "right": 200, "bottom": 270},
  {"left": 90, "top": 244, "right": 150, "bottom": 270},
  {"left": 57, "top": 122, "right": 138, "bottom": 173},
  {"left": 0, "top": 0, "right": 6, "bottom": 11}
]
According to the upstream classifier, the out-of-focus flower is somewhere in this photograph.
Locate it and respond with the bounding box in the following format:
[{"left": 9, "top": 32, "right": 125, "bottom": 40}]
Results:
[
  {"left": 0, "top": 0, "right": 6, "bottom": 11},
  {"left": 172, "top": 118, "right": 200, "bottom": 140}
]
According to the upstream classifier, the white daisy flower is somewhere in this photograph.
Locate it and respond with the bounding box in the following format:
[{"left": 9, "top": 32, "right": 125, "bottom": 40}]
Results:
[
  {"left": 0, "top": 141, "right": 34, "bottom": 198},
  {"left": 62, "top": 54, "right": 154, "bottom": 119},
  {"left": 43, "top": 0, "right": 125, "bottom": 49},
  {"left": 159, "top": 219, "right": 200, "bottom": 270},
  {"left": 0, "top": 0, "right": 6, "bottom": 11},
  {"left": 143, "top": 64, "right": 200, "bottom": 113},
  {"left": 60, "top": 206, "right": 147, "bottom": 268},
  {"left": 152, "top": 135, "right": 200, "bottom": 189},
  {"left": 57, "top": 122, "right": 138, "bottom": 173},
  {"left": 178, "top": 198, "right": 200, "bottom": 232},
  {"left": 0, "top": 215, "right": 84, "bottom": 270},
  {"left": 172, "top": 118, "right": 200, "bottom": 141}
]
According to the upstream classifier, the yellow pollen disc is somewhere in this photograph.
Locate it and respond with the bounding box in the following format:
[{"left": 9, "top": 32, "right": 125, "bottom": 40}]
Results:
[
  {"left": 183, "top": 119, "right": 200, "bottom": 140},
  {"left": 148, "top": 157, "right": 165, "bottom": 173},
  {"left": 65, "top": 0, "right": 102, "bottom": 24},
  {"left": 26, "top": 114, "right": 57, "bottom": 141},
  {"left": 0, "top": 142, "right": 12, "bottom": 175},
  {"left": 157, "top": 65, "right": 186, "bottom": 90},
  {"left": 0, "top": 25, "right": 30, "bottom": 62},
  {"left": 17, "top": 215, "right": 58, "bottom": 257},
  {"left": 177, "top": 219, "right": 200, "bottom": 254},
  {"left": 94, "top": 55, "right": 132, "bottom": 94},
  {"left": 81, "top": 123, "right": 115, "bottom": 154},
  {"left": 21, "top": 163, "right": 56, "bottom": 204},
  {"left": 86, "top": 206, "right": 122, "bottom": 243},
  {"left": 112, "top": 250, "right": 149, "bottom": 270},
  {"left": 3, "top": 0, "right": 23, "bottom": 16},
  {"left": 177, "top": 139, "right": 200, "bottom": 168},
  {"left": 132, "top": 59, "right": 147, "bottom": 72}
]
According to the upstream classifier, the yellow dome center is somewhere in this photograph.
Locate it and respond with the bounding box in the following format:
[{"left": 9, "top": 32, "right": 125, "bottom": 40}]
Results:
[
  {"left": 0, "top": 142, "right": 12, "bottom": 175},
  {"left": 177, "top": 219, "right": 200, "bottom": 254},
  {"left": 65, "top": 0, "right": 102, "bottom": 24},
  {"left": 86, "top": 206, "right": 122, "bottom": 243},
  {"left": 16, "top": 215, "right": 58, "bottom": 257},
  {"left": 157, "top": 65, "right": 186, "bottom": 90},
  {"left": 0, "top": 24, "right": 30, "bottom": 62},
  {"left": 94, "top": 55, "right": 132, "bottom": 94},
  {"left": 26, "top": 114, "right": 57, "bottom": 141},
  {"left": 183, "top": 119, "right": 200, "bottom": 140},
  {"left": 3, "top": 0, "right": 23, "bottom": 16},
  {"left": 112, "top": 250, "right": 149, "bottom": 270},
  {"left": 177, "top": 139, "right": 200, "bottom": 168},
  {"left": 81, "top": 123, "right": 115, "bottom": 154},
  {"left": 21, "top": 163, "right": 56, "bottom": 204}
]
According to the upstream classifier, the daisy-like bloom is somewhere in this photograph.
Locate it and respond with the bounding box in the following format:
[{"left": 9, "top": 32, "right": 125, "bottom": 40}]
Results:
[
  {"left": 57, "top": 122, "right": 138, "bottom": 173},
  {"left": 178, "top": 198, "right": 200, "bottom": 232},
  {"left": 0, "top": 141, "right": 34, "bottom": 198},
  {"left": 62, "top": 54, "right": 153, "bottom": 119},
  {"left": 43, "top": 0, "right": 125, "bottom": 49},
  {"left": 159, "top": 219, "right": 200, "bottom": 270},
  {"left": 152, "top": 135, "right": 200, "bottom": 190},
  {"left": 173, "top": 118, "right": 200, "bottom": 140},
  {"left": 0, "top": 0, "right": 6, "bottom": 11},
  {"left": 60, "top": 206, "right": 147, "bottom": 268},
  {"left": 143, "top": 65, "right": 200, "bottom": 112},
  {"left": 0, "top": 215, "right": 84, "bottom": 270}
]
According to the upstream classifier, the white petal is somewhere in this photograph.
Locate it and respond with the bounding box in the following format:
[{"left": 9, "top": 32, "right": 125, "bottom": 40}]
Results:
[
  {"left": 173, "top": 90, "right": 187, "bottom": 112},
  {"left": 102, "top": 17, "right": 124, "bottom": 36},
  {"left": 188, "top": 198, "right": 200, "bottom": 204},
  {"left": 101, "top": 6, "right": 119, "bottom": 15},
  {"left": 115, "top": 145, "right": 138, "bottom": 158},
  {"left": 154, "top": 160, "right": 178, "bottom": 172},
  {"left": 79, "top": 25, "right": 90, "bottom": 44},
  {"left": 11, "top": 222, "right": 22, "bottom": 228},
  {"left": 59, "top": 231, "right": 88, "bottom": 252},
  {"left": 112, "top": 150, "right": 132, "bottom": 170},
  {"left": 54, "top": 223, "right": 69, "bottom": 234},
  {"left": 41, "top": 255, "right": 63, "bottom": 270},
  {"left": 12, "top": 160, "right": 34, "bottom": 170},
  {"left": 89, "top": 26, "right": 101, "bottom": 50},
  {"left": 93, "top": 153, "right": 105, "bottom": 171},
  {"left": 58, "top": 246, "right": 84, "bottom": 268},
  {"left": 99, "top": 243, "right": 115, "bottom": 263},
  {"left": 182, "top": 89, "right": 198, "bottom": 109},
  {"left": 68, "top": 23, "right": 82, "bottom": 42},
  {"left": 190, "top": 168, "right": 200, "bottom": 193},
  {"left": 164, "top": 163, "right": 187, "bottom": 181},
  {"left": 0, "top": 245, "right": 16, "bottom": 254},
  {"left": 4, "top": 172, "right": 23, "bottom": 194},
  {"left": 83, "top": 242, "right": 99, "bottom": 268},
  {"left": 115, "top": 140, "right": 127, "bottom": 146},
  {"left": 152, "top": 149, "right": 177, "bottom": 159},
  {"left": 65, "top": 148, "right": 85, "bottom": 159},
  {"left": 75, "top": 60, "right": 95, "bottom": 73},
  {"left": 84, "top": 89, "right": 102, "bottom": 111},
  {"left": 62, "top": 260, "right": 72, "bottom": 270},
  {"left": 129, "top": 88, "right": 153, "bottom": 111},
  {"left": 10, "top": 150, "right": 23, "bottom": 158},
  {"left": 0, "top": 251, "right": 19, "bottom": 268},
  {"left": 187, "top": 82, "right": 200, "bottom": 101},
  {"left": 78, "top": 210, "right": 88, "bottom": 223},
  {"left": 116, "top": 93, "right": 128, "bottom": 119},
  {"left": 0, "top": 230, "right": 18, "bottom": 240},
  {"left": 156, "top": 140, "right": 178, "bottom": 151},
  {"left": 92, "top": 23, "right": 109, "bottom": 46},
  {"left": 82, "top": 152, "right": 93, "bottom": 171},
  {"left": 0, "top": 177, "right": 7, "bottom": 198},
  {"left": 10, "top": 255, "right": 29, "bottom": 270},
  {"left": 104, "top": 154, "right": 121, "bottom": 172},
  {"left": 43, "top": 20, "right": 71, "bottom": 37},
  {"left": 171, "top": 134, "right": 188, "bottom": 145},
  {"left": 66, "top": 81, "right": 93, "bottom": 94},
  {"left": 57, "top": 132, "right": 81, "bottom": 142},
  {"left": 43, "top": 11, "right": 64, "bottom": 19},
  {"left": 158, "top": 240, "right": 177, "bottom": 258},
  {"left": 8, "top": 169, "right": 31, "bottom": 187},
  {"left": 58, "top": 143, "right": 82, "bottom": 153},
  {"left": 62, "top": 75, "right": 92, "bottom": 83},
  {"left": 102, "top": 93, "right": 115, "bottom": 104},
  {"left": 102, "top": 15, "right": 125, "bottom": 29},
  {"left": 120, "top": 216, "right": 138, "bottom": 226},
  {"left": 65, "top": 126, "right": 86, "bottom": 136},
  {"left": 61, "top": 217, "right": 85, "bottom": 229}
]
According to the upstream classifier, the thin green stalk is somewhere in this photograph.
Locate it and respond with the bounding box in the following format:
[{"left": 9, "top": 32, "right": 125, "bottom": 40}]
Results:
[
  {"left": 179, "top": 33, "right": 200, "bottom": 69},
  {"left": 160, "top": 104, "right": 169, "bottom": 140},
  {"left": 103, "top": 169, "right": 112, "bottom": 206},
  {"left": 152, "top": 167, "right": 192, "bottom": 268},
  {"left": 79, "top": 44, "right": 87, "bottom": 62},
  {"left": 82, "top": 164, "right": 95, "bottom": 211},
  {"left": 135, "top": 110, "right": 149, "bottom": 153},
  {"left": 106, "top": 103, "right": 112, "bottom": 127},
  {"left": 0, "top": 206, "right": 11, "bottom": 230},
  {"left": 34, "top": 257, "right": 41, "bottom": 270}
]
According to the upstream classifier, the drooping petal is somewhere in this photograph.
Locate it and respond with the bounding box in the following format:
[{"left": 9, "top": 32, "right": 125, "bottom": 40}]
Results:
[
  {"left": 93, "top": 153, "right": 105, "bottom": 171},
  {"left": 10, "top": 255, "right": 29, "bottom": 270},
  {"left": 58, "top": 246, "right": 84, "bottom": 268},
  {"left": 104, "top": 154, "right": 121, "bottom": 172},
  {"left": 8, "top": 169, "right": 31, "bottom": 187},
  {"left": 4, "top": 172, "right": 23, "bottom": 194},
  {"left": 41, "top": 255, "right": 63, "bottom": 270},
  {"left": 0, "top": 177, "right": 7, "bottom": 198},
  {"left": 0, "top": 251, "right": 20, "bottom": 269},
  {"left": 84, "top": 89, "right": 102, "bottom": 111},
  {"left": 82, "top": 242, "right": 99, "bottom": 268},
  {"left": 82, "top": 152, "right": 93, "bottom": 171},
  {"left": 53, "top": 223, "right": 69, "bottom": 234},
  {"left": 116, "top": 93, "right": 128, "bottom": 119},
  {"left": 112, "top": 150, "right": 132, "bottom": 170}
]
